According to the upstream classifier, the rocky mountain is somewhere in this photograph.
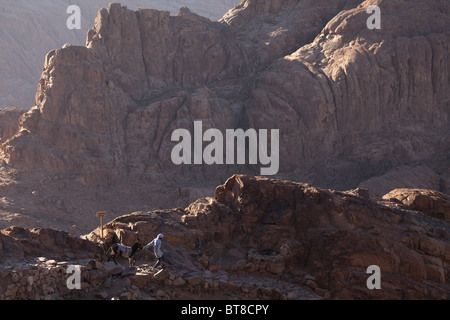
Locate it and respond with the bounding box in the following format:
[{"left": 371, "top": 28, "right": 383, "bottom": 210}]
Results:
[
  {"left": 0, "top": 0, "right": 239, "bottom": 109},
  {"left": 1, "top": 175, "right": 449, "bottom": 300},
  {"left": 244, "top": 0, "right": 449, "bottom": 190},
  {"left": 0, "top": 0, "right": 448, "bottom": 234},
  {"left": 0, "top": 107, "right": 25, "bottom": 143}
]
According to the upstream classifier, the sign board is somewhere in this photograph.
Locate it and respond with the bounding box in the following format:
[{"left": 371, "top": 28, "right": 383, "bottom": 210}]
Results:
[{"left": 96, "top": 211, "right": 107, "bottom": 238}]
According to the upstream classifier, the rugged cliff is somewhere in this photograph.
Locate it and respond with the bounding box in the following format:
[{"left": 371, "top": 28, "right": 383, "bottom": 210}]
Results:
[
  {"left": 3, "top": 0, "right": 448, "bottom": 188},
  {"left": 0, "top": 0, "right": 448, "bottom": 232},
  {"left": 0, "top": 107, "right": 24, "bottom": 142},
  {"left": 245, "top": 0, "right": 449, "bottom": 188}
]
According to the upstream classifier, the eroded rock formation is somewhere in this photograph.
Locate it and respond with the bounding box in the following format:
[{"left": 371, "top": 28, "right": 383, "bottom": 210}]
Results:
[
  {"left": 0, "top": 107, "right": 24, "bottom": 143},
  {"left": 3, "top": 175, "right": 448, "bottom": 300},
  {"left": 2, "top": 0, "right": 448, "bottom": 196}
]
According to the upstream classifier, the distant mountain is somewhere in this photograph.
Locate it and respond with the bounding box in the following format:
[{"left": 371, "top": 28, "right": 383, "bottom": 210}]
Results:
[{"left": 0, "top": 0, "right": 240, "bottom": 109}]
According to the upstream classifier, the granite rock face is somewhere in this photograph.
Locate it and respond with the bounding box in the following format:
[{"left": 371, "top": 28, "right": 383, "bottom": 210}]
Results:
[
  {"left": 244, "top": 0, "right": 449, "bottom": 188},
  {"left": 2, "top": 4, "right": 250, "bottom": 187},
  {"left": 2, "top": 0, "right": 448, "bottom": 195},
  {"left": 0, "top": 107, "right": 24, "bottom": 142}
]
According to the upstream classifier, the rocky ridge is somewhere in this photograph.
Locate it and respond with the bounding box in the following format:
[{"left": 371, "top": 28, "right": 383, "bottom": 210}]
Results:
[{"left": 1, "top": 175, "right": 448, "bottom": 300}]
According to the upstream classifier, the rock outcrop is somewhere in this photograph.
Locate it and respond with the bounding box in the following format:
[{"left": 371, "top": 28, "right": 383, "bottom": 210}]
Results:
[
  {"left": 2, "top": 0, "right": 448, "bottom": 195},
  {"left": 2, "top": 3, "right": 250, "bottom": 188},
  {"left": 0, "top": 107, "right": 24, "bottom": 143},
  {"left": 221, "top": 0, "right": 363, "bottom": 68},
  {"left": 0, "top": 226, "right": 102, "bottom": 264},
  {"left": 382, "top": 188, "right": 450, "bottom": 222},
  {"left": 87, "top": 175, "right": 450, "bottom": 299},
  {"left": 1, "top": 174, "right": 449, "bottom": 299},
  {"left": 244, "top": 0, "right": 449, "bottom": 188}
]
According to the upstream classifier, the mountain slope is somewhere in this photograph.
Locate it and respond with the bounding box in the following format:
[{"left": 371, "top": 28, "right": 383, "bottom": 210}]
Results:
[
  {"left": 1, "top": 175, "right": 449, "bottom": 299},
  {"left": 0, "top": 0, "right": 448, "bottom": 233}
]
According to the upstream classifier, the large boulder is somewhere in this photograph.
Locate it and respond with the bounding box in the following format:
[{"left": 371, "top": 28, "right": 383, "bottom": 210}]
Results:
[{"left": 382, "top": 189, "right": 450, "bottom": 222}]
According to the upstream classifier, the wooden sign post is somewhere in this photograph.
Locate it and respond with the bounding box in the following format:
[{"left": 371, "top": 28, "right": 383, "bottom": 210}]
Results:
[{"left": 96, "top": 211, "right": 107, "bottom": 238}]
